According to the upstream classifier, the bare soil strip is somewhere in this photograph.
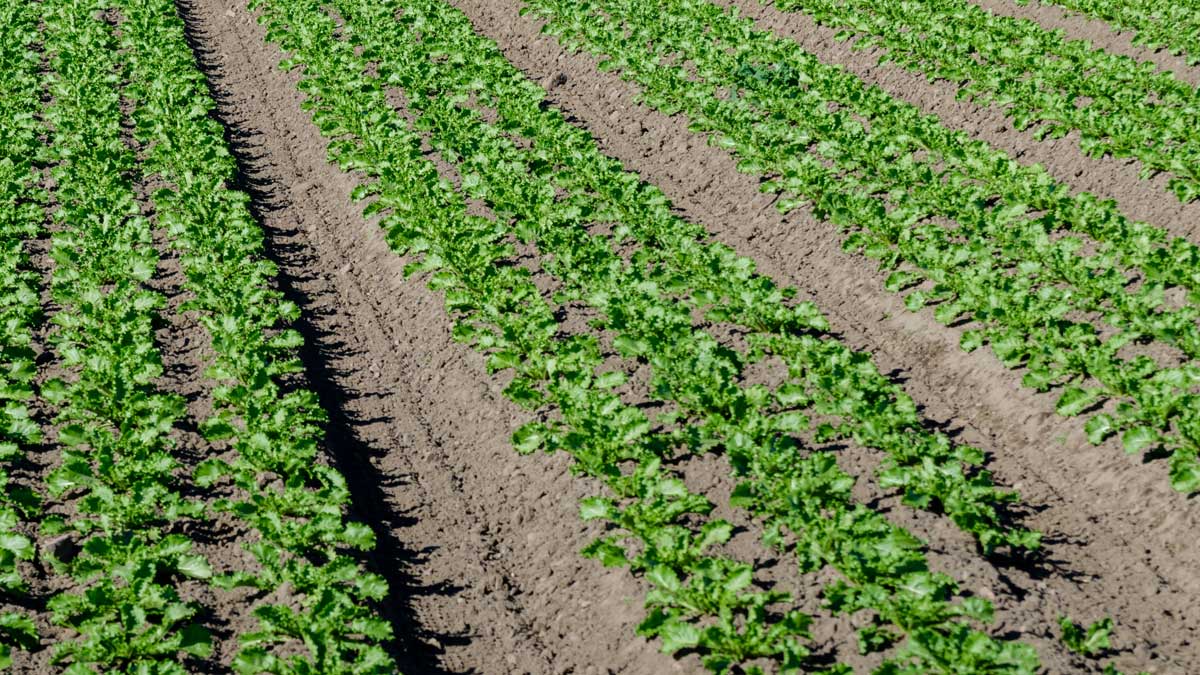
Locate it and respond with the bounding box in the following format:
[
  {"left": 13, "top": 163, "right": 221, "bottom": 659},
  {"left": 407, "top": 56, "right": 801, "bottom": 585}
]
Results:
[
  {"left": 444, "top": 0, "right": 1200, "bottom": 672},
  {"left": 179, "top": 1, "right": 692, "bottom": 673}
]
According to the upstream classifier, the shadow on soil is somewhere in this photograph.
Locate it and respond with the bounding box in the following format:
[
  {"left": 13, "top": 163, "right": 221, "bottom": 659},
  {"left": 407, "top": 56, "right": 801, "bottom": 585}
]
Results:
[{"left": 172, "top": 2, "right": 471, "bottom": 671}]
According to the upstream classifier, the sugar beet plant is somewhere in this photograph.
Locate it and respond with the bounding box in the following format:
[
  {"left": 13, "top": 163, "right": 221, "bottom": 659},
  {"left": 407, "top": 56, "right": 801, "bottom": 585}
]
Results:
[
  {"left": 38, "top": 0, "right": 216, "bottom": 669},
  {"left": 524, "top": 0, "right": 1200, "bottom": 494},
  {"left": 114, "top": 0, "right": 397, "bottom": 670},
  {"left": 764, "top": 0, "right": 1200, "bottom": 203},
  {"left": 0, "top": 1, "right": 46, "bottom": 667},
  {"left": 251, "top": 0, "right": 1044, "bottom": 671},
  {"left": 7, "top": 0, "right": 400, "bottom": 671}
]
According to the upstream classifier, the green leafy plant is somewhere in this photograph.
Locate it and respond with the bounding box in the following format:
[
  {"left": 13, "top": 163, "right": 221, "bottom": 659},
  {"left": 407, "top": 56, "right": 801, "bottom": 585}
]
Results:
[
  {"left": 0, "top": 2, "right": 46, "bottom": 665},
  {"left": 38, "top": 0, "right": 213, "bottom": 670},
  {"left": 114, "top": 0, "right": 400, "bottom": 670},
  {"left": 1059, "top": 616, "right": 1113, "bottom": 657}
]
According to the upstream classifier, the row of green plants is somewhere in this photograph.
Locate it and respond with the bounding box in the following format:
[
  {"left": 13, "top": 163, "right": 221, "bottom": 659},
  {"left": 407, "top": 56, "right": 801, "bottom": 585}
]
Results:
[
  {"left": 1015, "top": 0, "right": 1200, "bottom": 67},
  {"left": 0, "top": 0, "right": 1160, "bottom": 670},
  {"left": 39, "top": 0, "right": 214, "bottom": 669},
  {"left": 0, "top": 0, "right": 46, "bottom": 666},
  {"left": 0, "top": 0, "right": 400, "bottom": 671},
  {"left": 522, "top": 0, "right": 1200, "bottom": 494},
  {"left": 115, "top": 0, "right": 398, "bottom": 671},
  {"left": 764, "top": 0, "right": 1200, "bottom": 202},
  {"left": 253, "top": 0, "right": 1045, "bottom": 670}
]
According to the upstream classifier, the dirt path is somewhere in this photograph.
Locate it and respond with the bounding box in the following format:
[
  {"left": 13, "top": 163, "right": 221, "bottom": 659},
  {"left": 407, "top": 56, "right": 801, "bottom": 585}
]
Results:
[
  {"left": 445, "top": 0, "right": 1200, "bottom": 672},
  {"left": 178, "top": 1, "right": 692, "bottom": 673}
]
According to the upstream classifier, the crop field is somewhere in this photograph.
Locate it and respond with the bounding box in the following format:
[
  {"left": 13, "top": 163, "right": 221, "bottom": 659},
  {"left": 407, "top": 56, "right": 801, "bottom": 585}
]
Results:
[{"left": 1, "top": 0, "right": 1199, "bottom": 673}]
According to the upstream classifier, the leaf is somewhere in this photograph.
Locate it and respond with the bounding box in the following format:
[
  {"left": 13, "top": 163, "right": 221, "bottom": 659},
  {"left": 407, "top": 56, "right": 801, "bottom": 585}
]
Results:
[
  {"left": 56, "top": 424, "right": 87, "bottom": 447},
  {"left": 612, "top": 334, "right": 648, "bottom": 357},
  {"left": 775, "top": 383, "right": 809, "bottom": 407},
  {"left": 343, "top": 522, "right": 376, "bottom": 549},
  {"left": 658, "top": 619, "right": 702, "bottom": 654},
  {"left": 729, "top": 482, "right": 755, "bottom": 508},
  {"left": 179, "top": 624, "right": 213, "bottom": 658},
  {"left": 594, "top": 370, "right": 627, "bottom": 389},
  {"left": 581, "top": 537, "right": 627, "bottom": 568},
  {"left": 959, "top": 596, "right": 994, "bottom": 623},
  {"left": 960, "top": 330, "right": 985, "bottom": 352},
  {"left": 646, "top": 566, "right": 681, "bottom": 593},
  {"left": 512, "top": 422, "right": 547, "bottom": 454},
  {"left": 1169, "top": 450, "right": 1200, "bottom": 494},
  {"left": 0, "top": 534, "right": 32, "bottom": 560},
  {"left": 177, "top": 554, "right": 213, "bottom": 580},
  {"left": 722, "top": 566, "right": 753, "bottom": 594},
  {"left": 772, "top": 411, "right": 808, "bottom": 433},
  {"left": 1084, "top": 414, "right": 1115, "bottom": 445},
  {"left": 349, "top": 571, "right": 388, "bottom": 603},
  {"left": 233, "top": 647, "right": 276, "bottom": 674},
  {"left": 1055, "top": 386, "right": 1098, "bottom": 417},
  {"left": 696, "top": 521, "right": 732, "bottom": 551},
  {"left": 578, "top": 497, "right": 611, "bottom": 521},
  {"left": 199, "top": 417, "right": 237, "bottom": 441},
  {"left": 194, "top": 459, "right": 228, "bottom": 487},
  {"left": 1121, "top": 426, "right": 1157, "bottom": 455}
]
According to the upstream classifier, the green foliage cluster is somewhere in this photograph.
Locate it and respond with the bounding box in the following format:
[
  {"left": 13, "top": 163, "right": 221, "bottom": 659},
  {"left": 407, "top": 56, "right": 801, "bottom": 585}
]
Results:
[
  {"left": 39, "top": 0, "right": 212, "bottom": 670},
  {"left": 1057, "top": 615, "right": 1150, "bottom": 675},
  {"left": 0, "top": 1, "right": 47, "bottom": 666},
  {"left": 116, "top": 0, "right": 397, "bottom": 671},
  {"left": 525, "top": 0, "right": 1200, "bottom": 494},
  {"left": 251, "top": 0, "right": 1043, "bottom": 670},
  {"left": 1059, "top": 615, "right": 1112, "bottom": 657},
  {"left": 767, "top": 0, "right": 1200, "bottom": 202},
  {"left": 11, "top": 0, "right": 399, "bottom": 672}
]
